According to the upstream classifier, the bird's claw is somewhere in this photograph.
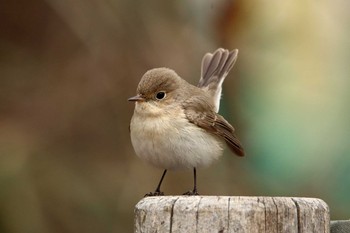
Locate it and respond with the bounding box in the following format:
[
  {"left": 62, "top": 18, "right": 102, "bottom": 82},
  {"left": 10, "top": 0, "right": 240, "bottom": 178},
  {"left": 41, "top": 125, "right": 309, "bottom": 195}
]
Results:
[
  {"left": 144, "top": 191, "right": 164, "bottom": 197},
  {"left": 182, "top": 190, "right": 199, "bottom": 196}
]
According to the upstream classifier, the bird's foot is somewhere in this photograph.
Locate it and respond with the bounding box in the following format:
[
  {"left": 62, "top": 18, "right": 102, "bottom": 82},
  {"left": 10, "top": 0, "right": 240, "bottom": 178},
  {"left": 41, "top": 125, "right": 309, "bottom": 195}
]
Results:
[
  {"left": 144, "top": 190, "right": 164, "bottom": 197},
  {"left": 182, "top": 190, "right": 199, "bottom": 196}
]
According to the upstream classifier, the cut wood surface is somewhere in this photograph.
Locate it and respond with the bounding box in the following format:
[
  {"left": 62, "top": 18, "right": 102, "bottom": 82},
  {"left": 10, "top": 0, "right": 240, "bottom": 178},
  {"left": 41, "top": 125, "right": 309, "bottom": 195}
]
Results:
[{"left": 134, "top": 196, "right": 329, "bottom": 233}]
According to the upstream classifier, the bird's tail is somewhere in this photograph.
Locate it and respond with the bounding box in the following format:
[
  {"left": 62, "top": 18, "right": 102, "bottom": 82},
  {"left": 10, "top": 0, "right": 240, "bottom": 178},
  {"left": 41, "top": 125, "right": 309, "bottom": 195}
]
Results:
[{"left": 198, "top": 48, "right": 238, "bottom": 112}]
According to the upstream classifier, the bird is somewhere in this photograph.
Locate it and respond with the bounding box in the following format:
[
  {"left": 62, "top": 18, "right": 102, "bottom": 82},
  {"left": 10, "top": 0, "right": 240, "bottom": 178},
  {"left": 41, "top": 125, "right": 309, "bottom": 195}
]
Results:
[{"left": 128, "top": 48, "right": 244, "bottom": 196}]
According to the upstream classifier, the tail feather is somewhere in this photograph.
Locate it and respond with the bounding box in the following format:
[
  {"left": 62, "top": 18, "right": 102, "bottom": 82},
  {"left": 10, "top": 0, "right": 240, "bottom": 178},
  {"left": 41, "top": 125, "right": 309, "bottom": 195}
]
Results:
[{"left": 198, "top": 48, "right": 238, "bottom": 112}]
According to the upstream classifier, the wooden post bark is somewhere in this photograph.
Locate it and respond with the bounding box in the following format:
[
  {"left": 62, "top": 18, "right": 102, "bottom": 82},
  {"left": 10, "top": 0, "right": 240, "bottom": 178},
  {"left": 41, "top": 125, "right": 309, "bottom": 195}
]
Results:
[{"left": 134, "top": 196, "right": 329, "bottom": 233}]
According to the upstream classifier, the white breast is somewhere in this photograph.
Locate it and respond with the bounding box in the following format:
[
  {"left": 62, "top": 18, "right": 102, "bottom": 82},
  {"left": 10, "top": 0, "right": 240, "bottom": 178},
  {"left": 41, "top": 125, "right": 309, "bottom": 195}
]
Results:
[{"left": 130, "top": 103, "right": 223, "bottom": 170}]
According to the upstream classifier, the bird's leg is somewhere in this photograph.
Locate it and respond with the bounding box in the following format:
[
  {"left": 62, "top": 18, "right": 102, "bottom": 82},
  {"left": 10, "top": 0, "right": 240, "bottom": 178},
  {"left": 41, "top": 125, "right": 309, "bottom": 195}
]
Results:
[
  {"left": 145, "top": 169, "right": 167, "bottom": 197},
  {"left": 183, "top": 168, "right": 199, "bottom": 195},
  {"left": 193, "top": 167, "right": 199, "bottom": 195}
]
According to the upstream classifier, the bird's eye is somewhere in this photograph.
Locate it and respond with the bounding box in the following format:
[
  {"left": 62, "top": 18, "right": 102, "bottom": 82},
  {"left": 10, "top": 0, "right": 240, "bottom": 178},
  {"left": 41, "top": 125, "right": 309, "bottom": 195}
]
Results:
[{"left": 155, "top": 91, "right": 166, "bottom": 100}]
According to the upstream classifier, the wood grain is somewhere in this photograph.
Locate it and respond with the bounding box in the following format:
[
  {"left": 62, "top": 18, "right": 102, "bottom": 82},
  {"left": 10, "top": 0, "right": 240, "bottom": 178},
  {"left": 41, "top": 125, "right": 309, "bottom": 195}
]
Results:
[{"left": 134, "top": 196, "right": 329, "bottom": 233}]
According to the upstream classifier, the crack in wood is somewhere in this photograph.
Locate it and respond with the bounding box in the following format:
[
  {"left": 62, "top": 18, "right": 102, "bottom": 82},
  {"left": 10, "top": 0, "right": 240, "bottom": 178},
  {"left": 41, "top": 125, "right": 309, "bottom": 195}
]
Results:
[
  {"left": 227, "top": 197, "right": 231, "bottom": 232},
  {"left": 195, "top": 197, "right": 202, "bottom": 233},
  {"left": 169, "top": 197, "right": 179, "bottom": 233},
  {"left": 292, "top": 198, "right": 301, "bottom": 233},
  {"left": 271, "top": 197, "right": 279, "bottom": 232}
]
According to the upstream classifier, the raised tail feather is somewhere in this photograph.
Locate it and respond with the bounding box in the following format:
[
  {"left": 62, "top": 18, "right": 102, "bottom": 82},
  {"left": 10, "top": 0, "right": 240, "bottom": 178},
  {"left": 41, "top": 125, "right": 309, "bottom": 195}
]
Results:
[{"left": 198, "top": 48, "right": 238, "bottom": 113}]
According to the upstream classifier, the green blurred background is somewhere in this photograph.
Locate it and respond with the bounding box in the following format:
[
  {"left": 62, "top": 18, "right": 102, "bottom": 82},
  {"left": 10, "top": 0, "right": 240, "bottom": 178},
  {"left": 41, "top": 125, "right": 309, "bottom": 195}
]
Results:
[{"left": 1, "top": 0, "right": 350, "bottom": 232}]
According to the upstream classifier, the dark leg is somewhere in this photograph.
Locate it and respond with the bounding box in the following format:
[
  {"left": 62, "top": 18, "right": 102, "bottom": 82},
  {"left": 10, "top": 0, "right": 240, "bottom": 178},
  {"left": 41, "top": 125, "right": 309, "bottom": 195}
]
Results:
[
  {"left": 183, "top": 168, "right": 199, "bottom": 195},
  {"left": 193, "top": 167, "right": 198, "bottom": 195},
  {"left": 145, "top": 170, "right": 167, "bottom": 197}
]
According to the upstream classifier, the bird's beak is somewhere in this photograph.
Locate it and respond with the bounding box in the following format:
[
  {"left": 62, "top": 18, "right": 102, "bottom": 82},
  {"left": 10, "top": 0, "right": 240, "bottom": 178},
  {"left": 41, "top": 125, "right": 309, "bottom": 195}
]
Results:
[{"left": 128, "top": 95, "right": 145, "bottom": 102}]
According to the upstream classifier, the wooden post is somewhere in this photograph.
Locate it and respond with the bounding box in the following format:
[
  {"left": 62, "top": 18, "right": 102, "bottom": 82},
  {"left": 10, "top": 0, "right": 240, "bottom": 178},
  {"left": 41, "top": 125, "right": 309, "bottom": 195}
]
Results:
[
  {"left": 331, "top": 220, "right": 350, "bottom": 233},
  {"left": 134, "top": 196, "right": 329, "bottom": 233}
]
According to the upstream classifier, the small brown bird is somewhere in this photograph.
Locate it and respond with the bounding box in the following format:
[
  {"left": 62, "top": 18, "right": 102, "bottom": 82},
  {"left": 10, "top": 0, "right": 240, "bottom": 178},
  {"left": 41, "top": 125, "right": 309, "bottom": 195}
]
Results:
[{"left": 128, "top": 48, "right": 244, "bottom": 196}]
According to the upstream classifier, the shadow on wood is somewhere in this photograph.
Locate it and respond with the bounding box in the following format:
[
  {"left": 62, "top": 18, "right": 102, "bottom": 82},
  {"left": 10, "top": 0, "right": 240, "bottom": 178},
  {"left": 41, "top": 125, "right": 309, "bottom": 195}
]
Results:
[{"left": 134, "top": 196, "right": 329, "bottom": 233}]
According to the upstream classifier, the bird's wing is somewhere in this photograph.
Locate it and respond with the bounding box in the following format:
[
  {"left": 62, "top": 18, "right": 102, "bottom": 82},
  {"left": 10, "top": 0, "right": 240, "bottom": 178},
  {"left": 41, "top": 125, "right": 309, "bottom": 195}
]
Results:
[
  {"left": 198, "top": 48, "right": 238, "bottom": 113},
  {"left": 183, "top": 97, "right": 244, "bottom": 157}
]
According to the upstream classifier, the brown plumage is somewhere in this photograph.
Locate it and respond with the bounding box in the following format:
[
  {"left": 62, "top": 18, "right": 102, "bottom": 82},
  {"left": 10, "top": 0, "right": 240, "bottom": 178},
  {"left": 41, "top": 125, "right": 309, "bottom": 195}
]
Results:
[
  {"left": 183, "top": 96, "right": 244, "bottom": 157},
  {"left": 128, "top": 48, "right": 244, "bottom": 196}
]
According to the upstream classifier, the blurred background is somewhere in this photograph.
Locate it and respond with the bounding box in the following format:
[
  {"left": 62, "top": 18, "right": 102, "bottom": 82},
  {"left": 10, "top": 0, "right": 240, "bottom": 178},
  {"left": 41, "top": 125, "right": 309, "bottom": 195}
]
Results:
[{"left": 1, "top": 0, "right": 350, "bottom": 232}]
